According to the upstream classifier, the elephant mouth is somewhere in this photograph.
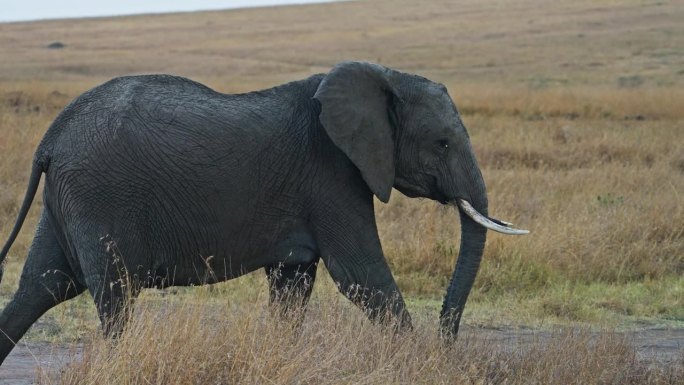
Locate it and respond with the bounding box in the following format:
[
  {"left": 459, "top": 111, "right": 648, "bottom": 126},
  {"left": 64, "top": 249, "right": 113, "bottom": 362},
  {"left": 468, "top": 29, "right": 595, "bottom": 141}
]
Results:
[
  {"left": 434, "top": 191, "right": 449, "bottom": 204},
  {"left": 456, "top": 199, "right": 529, "bottom": 235}
]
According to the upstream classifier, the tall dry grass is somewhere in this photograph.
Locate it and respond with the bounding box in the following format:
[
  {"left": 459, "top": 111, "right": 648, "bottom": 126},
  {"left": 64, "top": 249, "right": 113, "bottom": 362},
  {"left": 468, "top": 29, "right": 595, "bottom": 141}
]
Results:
[{"left": 47, "top": 290, "right": 682, "bottom": 385}]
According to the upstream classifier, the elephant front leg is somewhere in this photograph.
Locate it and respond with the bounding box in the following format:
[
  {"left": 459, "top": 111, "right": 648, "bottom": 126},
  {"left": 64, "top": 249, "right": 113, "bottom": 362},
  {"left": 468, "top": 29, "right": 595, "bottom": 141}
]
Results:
[
  {"left": 325, "top": 255, "right": 411, "bottom": 329},
  {"left": 314, "top": 207, "right": 412, "bottom": 330},
  {"left": 264, "top": 251, "right": 319, "bottom": 326}
]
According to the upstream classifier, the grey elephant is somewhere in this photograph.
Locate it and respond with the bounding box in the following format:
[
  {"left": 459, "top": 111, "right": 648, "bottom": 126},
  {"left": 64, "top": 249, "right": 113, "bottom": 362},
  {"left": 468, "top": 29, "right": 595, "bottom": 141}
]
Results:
[{"left": 0, "top": 61, "right": 527, "bottom": 364}]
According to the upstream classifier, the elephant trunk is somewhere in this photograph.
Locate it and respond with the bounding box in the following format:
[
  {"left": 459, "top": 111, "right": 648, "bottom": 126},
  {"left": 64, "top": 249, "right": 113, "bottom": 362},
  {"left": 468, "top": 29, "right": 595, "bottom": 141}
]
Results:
[
  {"left": 438, "top": 151, "right": 528, "bottom": 337},
  {"left": 439, "top": 183, "right": 488, "bottom": 339}
]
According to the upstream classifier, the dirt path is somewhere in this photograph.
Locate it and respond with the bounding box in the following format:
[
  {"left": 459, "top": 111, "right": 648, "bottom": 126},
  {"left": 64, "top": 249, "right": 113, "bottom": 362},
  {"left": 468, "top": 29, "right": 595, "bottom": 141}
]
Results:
[
  {"left": 628, "top": 328, "right": 684, "bottom": 364},
  {"left": 469, "top": 327, "right": 684, "bottom": 365},
  {"left": 1, "top": 328, "right": 681, "bottom": 384},
  {"left": 0, "top": 342, "right": 82, "bottom": 385}
]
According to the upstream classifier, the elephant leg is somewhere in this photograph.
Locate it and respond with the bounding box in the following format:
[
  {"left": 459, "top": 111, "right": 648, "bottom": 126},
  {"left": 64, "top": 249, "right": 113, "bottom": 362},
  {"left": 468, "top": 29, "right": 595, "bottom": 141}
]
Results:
[
  {"left": 86, "top": 272, "right": 140, "bottom": 337},
  {"left": 325, "top": 256, "right": 411, "bottom": 329},
  {"left": 82, "top": 235, "right": 140, "bottom": 338},
  {"left": 0, "top": 211, "right": 85, "bottom": 364},
  {"left": 86, "top": 276, "right": 137, "bottom": 338},
  {"left": 265, "top": 256, "right": 319, "bottom": 320},
  {"left": 315, "top": 206, "right": 412, "bottom": 329}
]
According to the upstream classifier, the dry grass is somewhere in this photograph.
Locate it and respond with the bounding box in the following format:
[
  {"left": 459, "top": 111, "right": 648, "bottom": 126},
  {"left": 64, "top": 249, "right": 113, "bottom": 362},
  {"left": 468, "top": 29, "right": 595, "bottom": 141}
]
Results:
[
  {"left": 42, "top": 289, "right": 680, "bottom": 385},
  {"left": 0, "top": 0, "right": 683, "bottom": 381}
]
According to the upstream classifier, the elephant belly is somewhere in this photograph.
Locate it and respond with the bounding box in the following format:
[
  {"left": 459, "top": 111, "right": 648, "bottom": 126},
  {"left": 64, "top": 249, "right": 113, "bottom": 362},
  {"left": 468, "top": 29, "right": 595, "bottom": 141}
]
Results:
[
  {"left": 145, "top": 218, "right": 318, "bottom": 287},
  {"left": 56, "top": 187, "right": 315, "bottom": 288}
]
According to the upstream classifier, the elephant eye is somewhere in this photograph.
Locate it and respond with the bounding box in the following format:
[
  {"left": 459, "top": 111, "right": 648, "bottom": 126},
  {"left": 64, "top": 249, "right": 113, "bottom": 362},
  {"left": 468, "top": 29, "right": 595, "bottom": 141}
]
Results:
[{"left": 437, "top": 139, "right": 449, "bottom": 149}]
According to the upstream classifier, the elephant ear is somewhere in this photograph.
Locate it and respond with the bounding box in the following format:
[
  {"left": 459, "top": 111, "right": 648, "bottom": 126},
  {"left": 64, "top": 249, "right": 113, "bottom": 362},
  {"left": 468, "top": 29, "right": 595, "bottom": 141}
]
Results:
[{"left": 314, "top": 61, "right": 398, "bottom": 203}]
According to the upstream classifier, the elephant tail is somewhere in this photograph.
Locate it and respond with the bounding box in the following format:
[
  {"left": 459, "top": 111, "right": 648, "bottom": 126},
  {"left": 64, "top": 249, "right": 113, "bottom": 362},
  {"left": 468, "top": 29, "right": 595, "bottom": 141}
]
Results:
[{"left": 0, "top": 158, "right": 45, "bottom": 283}]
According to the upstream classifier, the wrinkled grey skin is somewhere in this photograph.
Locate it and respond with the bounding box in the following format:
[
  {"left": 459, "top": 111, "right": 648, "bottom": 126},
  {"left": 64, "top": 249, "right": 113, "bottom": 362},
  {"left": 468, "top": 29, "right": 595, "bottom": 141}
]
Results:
[{"left": 0, "top": 62, "right": 489, "bottom": 364}]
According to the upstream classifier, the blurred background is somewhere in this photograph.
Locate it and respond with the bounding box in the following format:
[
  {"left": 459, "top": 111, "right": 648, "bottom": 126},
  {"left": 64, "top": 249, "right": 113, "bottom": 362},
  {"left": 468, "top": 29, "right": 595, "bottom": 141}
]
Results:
[{"left": 1, "top": 0, "right": 341, "bottom": 22}]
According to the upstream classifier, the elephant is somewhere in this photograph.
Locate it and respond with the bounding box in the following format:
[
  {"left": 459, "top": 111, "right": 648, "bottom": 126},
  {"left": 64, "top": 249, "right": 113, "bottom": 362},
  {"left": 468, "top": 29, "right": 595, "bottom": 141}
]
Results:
[{"left": 0, "top": 61, "right": 527, "bottom": 364}]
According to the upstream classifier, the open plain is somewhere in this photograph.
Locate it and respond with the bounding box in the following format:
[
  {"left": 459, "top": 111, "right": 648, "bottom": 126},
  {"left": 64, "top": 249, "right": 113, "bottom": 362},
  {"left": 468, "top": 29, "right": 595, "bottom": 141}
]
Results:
[{"left": 0, "top": 0, "right": 682, "bottom": 383}]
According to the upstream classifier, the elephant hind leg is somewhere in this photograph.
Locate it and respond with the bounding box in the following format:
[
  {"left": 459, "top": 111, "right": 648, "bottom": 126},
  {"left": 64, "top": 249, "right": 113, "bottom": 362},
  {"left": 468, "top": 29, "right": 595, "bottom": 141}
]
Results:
[
  {"left": 80, "top": 235, "right": 141, "bottom": 338},
  {"left": 86, "top": 273, "right": 140, "bottom": 338},
  {"left": 0, "top": 211, "right": 86, "bottom": 365}
]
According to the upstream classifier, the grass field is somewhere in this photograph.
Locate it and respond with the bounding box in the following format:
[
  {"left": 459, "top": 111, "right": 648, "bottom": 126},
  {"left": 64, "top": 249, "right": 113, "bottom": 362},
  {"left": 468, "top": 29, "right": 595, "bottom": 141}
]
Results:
[{"left": 0, "top": 0, "right": 683, "bottom": 383}]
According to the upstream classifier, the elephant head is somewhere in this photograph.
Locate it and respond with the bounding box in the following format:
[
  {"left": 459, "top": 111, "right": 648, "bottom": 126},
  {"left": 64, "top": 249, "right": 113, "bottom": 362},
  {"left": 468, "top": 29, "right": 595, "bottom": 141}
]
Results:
[{"left": 315, "top": 61, "right": 527, "bottom": 337}]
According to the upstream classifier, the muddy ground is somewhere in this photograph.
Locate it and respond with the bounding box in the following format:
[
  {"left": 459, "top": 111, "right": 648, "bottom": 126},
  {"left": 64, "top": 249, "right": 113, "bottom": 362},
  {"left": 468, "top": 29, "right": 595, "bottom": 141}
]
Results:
[{"left": 1, "top": 327, "right": 681, "bottom": 384}]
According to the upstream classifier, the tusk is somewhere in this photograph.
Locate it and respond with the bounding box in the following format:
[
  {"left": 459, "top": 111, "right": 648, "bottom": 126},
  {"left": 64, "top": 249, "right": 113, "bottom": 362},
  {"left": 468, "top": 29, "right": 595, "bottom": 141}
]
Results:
[
  {"left": 457, "top": 199, "right": 530, "bottom": 235},
  {"left": 488, "top": 217, "right": 514, "bottom": 227}
]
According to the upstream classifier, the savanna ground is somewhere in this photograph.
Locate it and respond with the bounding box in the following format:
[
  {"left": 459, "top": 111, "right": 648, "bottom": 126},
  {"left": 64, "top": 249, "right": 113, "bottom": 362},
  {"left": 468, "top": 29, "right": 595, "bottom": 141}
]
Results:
[{"left": 0, "top": 0, "right": 682, "bottom": 383}]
